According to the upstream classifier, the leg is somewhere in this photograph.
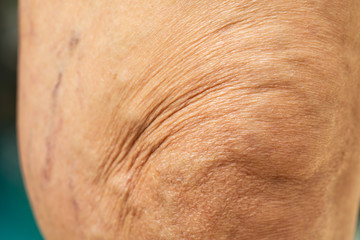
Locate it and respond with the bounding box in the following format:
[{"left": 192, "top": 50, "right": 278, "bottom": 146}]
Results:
[{"left": 18, "top": 1, "right": 360, "bottom": 239}]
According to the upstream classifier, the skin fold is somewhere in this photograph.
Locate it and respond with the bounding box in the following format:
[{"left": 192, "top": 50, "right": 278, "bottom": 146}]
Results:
[{"left": 18, "top": 0, "right": 360, "bottom": 239}]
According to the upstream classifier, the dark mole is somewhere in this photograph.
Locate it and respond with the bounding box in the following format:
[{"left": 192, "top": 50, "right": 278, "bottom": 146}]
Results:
[{"left": 69, "top": 32, "right": 80, "bottom": 52}]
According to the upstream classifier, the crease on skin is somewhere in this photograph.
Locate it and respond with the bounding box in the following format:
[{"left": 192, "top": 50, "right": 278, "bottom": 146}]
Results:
[
  {"left": 115, "top": 186, "right": 143, "bottom": 237},
  {"left": 93, "top": 5, "right": 350, "bottom": 230},
  {"left": 95, "top": 42, "right": 297, "bottom": 186},
  {"left": 95, "top": 70, "right": 229, "bottom": 183},
  {"left": 94, "top": 76, "right": 301, "bottom": 232},
  {"left": 95, "top": 13, "right": 319, "bottom": 186},
  {"left": 43, "top": 71, "right": 63, "bottom": 181},
  {"left": 94, "top": 18, "right": 250, "bottom": 183}
]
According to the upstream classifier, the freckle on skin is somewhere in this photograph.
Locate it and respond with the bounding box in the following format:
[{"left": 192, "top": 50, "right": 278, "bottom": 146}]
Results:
[{"left": 69, "top": 32, "right": 80, "bottom": 53}]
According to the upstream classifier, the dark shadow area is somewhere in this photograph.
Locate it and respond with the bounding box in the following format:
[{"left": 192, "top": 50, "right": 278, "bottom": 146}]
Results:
[{"left": 0, "top": 0, "right": 42, "bottom": 239}]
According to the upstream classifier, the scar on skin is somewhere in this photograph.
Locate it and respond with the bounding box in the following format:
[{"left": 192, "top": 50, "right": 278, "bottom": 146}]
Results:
[
  {"left": 43, "top": 72, "right": 63, "bottom": 180},
  {"left": 68, "top": 177, "right": 80, "bottom": 222},
  {"left": 43, "top": 116, "right": 63, "bottom": 181},
  {"left": 52, "top": 72, "right": 62, "bottom": 103}
]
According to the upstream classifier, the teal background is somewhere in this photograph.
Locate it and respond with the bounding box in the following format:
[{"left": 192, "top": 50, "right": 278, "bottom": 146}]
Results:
[
  {"left": 1, "top": 0, "right": 42, "bottom": 239},
  {"left": 0, "top": 0, "right": 359, "bottom": 239}
]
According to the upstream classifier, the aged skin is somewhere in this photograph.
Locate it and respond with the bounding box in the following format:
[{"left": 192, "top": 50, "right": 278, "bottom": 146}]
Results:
[{"left": 18, "top": 0, "right": 360, "bottom": 239}]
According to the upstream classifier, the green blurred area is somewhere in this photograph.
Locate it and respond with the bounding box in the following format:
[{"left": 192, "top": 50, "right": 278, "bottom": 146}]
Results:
[
  {"left": 1, "top": 0, "right": 42, "bottom": 239},
  {"left": 0, "top": 1, "right": 359, "bottom": 239}
]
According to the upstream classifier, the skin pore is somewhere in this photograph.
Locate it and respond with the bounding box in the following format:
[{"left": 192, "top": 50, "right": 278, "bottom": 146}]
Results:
[{"left": 18, "top": 0, "right": 360, "bottom": 239}]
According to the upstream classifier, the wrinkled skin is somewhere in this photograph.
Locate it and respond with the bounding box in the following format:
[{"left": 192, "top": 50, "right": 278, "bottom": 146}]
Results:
[{"left": 18, "top": 1, "right": 360, "bottom": 239}]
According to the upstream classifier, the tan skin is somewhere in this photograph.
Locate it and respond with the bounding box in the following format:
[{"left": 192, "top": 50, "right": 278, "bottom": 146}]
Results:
[{"left": 18, "top": 1, "right": 360, "bottom": 239}]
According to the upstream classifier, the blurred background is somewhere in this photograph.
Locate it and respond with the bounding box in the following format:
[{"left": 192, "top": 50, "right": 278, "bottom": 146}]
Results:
[
  {"left": 0, "top": 0, "right": 42, "bottom": 239},
  {"left": 0, "top": 1, "right": 359, "bottom": 240}
]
